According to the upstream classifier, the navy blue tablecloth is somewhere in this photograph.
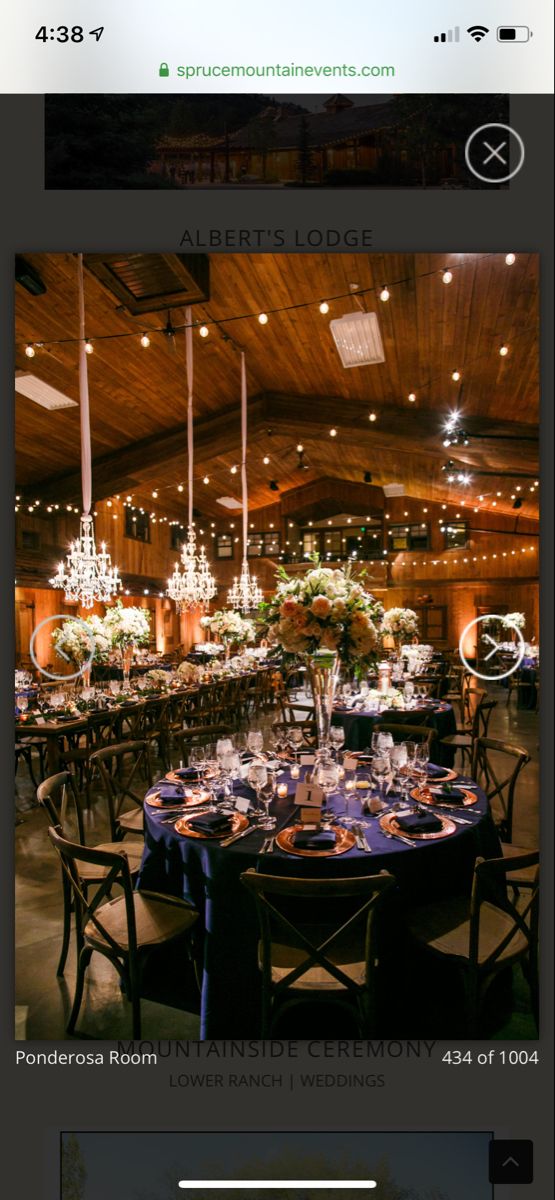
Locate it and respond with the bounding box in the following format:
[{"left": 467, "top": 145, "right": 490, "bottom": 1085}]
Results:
[
  {"left": 138, "top": 763, "right": 498, "bottom": 1037},
  {"left": 332, "top": 702, "right": 457, "bottom": 765}
]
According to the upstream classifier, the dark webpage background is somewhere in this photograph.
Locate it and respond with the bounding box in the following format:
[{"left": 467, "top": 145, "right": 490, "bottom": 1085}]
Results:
[{"left": 0, "top": 93, "right": 553, "bottom": 1200}]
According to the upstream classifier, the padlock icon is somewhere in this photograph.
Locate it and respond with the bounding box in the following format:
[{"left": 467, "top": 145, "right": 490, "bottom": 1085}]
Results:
[{"left": 159, "top": 62, "right": 170, "bottom": 77}]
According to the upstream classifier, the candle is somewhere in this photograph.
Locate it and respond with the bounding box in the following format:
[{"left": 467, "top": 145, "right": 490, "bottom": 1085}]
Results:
[
  {"left": 277, "top": 783, "right": 288, "bottom": 798},
  {"left": 290, "top": 764, "right": 300, "bottom": 779},
  {"left": 344, "top": 779, "right": 356, "bottom": 794}
]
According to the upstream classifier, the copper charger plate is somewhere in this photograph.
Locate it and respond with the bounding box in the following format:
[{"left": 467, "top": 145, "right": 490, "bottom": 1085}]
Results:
[
  {"left": 276, "top": 823, "right": 356, "bottom": 857},
  {"left": 399, "top": 765, "right": 457, "bottom": 784},
  {"left": 165, "top": 766, "right": 218, "bottom": 784},
  {"left": 174, "top": 811, "right": 249, "bottom": 839},
  {"left": 411, "top": 785, "right": 478, "bottom": 808},
  {"left": 145, "top": 788, "right": 212, "bottom": 809},
  {"left": 380, "top": 811, "right": 457, "bottom": 840}
]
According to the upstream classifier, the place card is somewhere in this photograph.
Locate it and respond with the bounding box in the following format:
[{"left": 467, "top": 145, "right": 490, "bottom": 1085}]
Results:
[
  {"left": 343, "top": 754, "right": 358, "bottom": 771},
  {"left": 300, "top": 753, "right": 315, "bottom": 765},
  {"left": 235, "top": 795, "right": 250, "bottom": 814},
  {"left": 35, "top": 716, "right": 46, "bottom": 725}
]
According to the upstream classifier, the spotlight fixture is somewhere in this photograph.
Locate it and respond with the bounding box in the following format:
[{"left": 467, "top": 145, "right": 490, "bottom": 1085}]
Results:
[
  {"left": 363, "top": 471, "right": 373, "bottom": 483},
  {"left": 269, "top": 480, "right": 280, "bottom": 492},
  {"left": 140, "top": 333, "right": 150, "bottom": 348},
  {"left": 512, "top": 497, "right": 523, "bottom": 509},
  {"left": 15, "top": 255, "right": 47, "bottom": 296}
]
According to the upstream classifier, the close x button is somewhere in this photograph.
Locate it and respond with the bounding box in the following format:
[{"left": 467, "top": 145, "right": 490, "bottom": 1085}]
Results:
[{"left": 489, "top": 1140, "right": 534, "bottom": 1184}]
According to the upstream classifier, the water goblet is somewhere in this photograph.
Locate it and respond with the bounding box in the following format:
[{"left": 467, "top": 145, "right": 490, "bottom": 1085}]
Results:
[
  {"left": 247, "top": 761, "right": 269, "bottom": 820},
  {"left": 329, "top": 725, "right": 345, "bottom": 758},
  {"left": 313, "top": 757, "right": 340, "bottom": 813},
  {"left": 371, "top": 754, "right": 391, "bottom": 806},
  {"left": 247, "top": 730, "right": 264, "bottom": 757}
]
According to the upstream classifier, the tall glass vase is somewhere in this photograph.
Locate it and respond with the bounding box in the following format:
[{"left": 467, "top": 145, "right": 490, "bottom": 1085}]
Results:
[
  {"left": 308, "top": 650, "right": 341, "bottom": 756},
  {"left": 121, "top": 644, "right": 134, "bottom": 688}
]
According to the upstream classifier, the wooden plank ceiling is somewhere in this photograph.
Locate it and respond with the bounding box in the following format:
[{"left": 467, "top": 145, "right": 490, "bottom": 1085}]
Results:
[{"left": 15, "top": 252, "right": 539, "bottom": 520}]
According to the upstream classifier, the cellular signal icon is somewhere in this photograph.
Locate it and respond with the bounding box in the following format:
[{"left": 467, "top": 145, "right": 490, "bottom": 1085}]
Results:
[
  {"left": 434, "top": 27, "right": 460, "bottom": 43},
  {"left": 467, "top": 25, "right": 490, "bottom": 42}
]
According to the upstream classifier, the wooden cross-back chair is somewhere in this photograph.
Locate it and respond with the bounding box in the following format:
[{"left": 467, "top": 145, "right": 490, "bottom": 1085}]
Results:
[
  {"left": 90, "top": 741, "right": 152, "bottom": 841},
  {"left": 37, "top": 771, "right": 143, "bottom": 977},
  {"left": 241, "top": 869, "right": 395, "bottom": 1037},
  {"left": 373, "top": 722, "right": 437, "bottom": 750},
  {"left": 406, "top": 851, "right": 539, "bottom": 1036},
  {"left": 472, "top": 737, "right": 531, "bottom": 845},
  {"left": 48, "top": 825, "right": 198, "bottom": 1037}
]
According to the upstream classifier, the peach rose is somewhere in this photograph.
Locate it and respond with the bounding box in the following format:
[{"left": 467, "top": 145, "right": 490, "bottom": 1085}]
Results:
[{"left": 311, "top": 595, "right": 332, "bottom": 618}]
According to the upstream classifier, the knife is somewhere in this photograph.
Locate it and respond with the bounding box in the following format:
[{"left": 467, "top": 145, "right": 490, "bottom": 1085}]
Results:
[{"left": 220, "top": 824, "right": 262, "bottom": 848}]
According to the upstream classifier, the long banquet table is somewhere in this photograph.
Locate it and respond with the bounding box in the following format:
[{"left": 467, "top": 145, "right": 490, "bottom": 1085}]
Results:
[{"left": 138, "top": 763, "right": 499, "bottom": 1037}]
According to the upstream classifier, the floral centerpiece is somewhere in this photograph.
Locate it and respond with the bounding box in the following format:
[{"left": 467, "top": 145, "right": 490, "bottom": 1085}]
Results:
[
  {"left": 103, "top": 602, "right": 151, "bottom": 685},
  {"left": 382, "top": 607, "right": 419, "bottom": 648},
  {"left": 261, "top": 561, "right": 384, "bottom": 751},
  {"left": 502, "top": 612, "right": 526, "bottom": 632},
  {"left": 200, "top": 609, "right": 256, "bottom": 656},
  {"left": 52, "top": 615, "right": 111, "bottom": 685},
  {"left": 176, "top": 660, "right": 201, "bottom": 685},
  {"left": 146, "top": 668, "right": 169, "bottom": 689}
]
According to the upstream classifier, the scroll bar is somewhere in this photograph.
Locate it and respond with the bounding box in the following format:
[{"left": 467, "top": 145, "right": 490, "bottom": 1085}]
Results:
[{"left": 179, "top": 1184, "right": 377, "bottom": 1191}]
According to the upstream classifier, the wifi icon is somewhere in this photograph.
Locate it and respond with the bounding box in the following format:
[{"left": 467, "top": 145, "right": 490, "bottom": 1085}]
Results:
[{"left": 467, "top": 25, "right": 490, "bottom": 41}]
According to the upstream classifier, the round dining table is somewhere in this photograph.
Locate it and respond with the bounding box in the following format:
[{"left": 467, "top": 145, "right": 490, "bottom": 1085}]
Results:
[
  {"left": 332, "top": 700, "right": 457, "bottom": 764},
  {"left": 138, "top": 762, "right": 499, "bottom": 1038}
]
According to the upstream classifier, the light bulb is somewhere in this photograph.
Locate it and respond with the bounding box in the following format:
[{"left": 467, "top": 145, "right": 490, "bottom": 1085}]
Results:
[
  {"left": 319, "top": 301, "right": 329, "bottom": 314},
  {"left": 296, "top": 443, "right": 304, "bottom": 453},
  {"left": 263, "top": 455, "right": 270, "bottom": 465},
  {"left": 505, "top": 253, "right": 516, "bottom": 266},
  {"left": 203, "top": 475, "right": 210, "bottom": 484},
  {"left": 408, "top": 392, "right": 416, "bottom": 402},
  {"left": 499, "top": 344, "right": 509, "bottom": 356},
  {"left": 442, "top": 270, "right": 453, "bottom": 284},
  {"left": 199, "top": 325, "right": 209, "bottom": 337},
  {"left": 84, "top": 340, "right": 93, "bottom": 354},
  {"left": 329, "top": 427, "right": 337, "bottom": 437},
  {"left": 230, "top": 465, "right": 238, "bottom": 474},
  {"left": 177, "top": 484, "right": 184, "bottom": 492},
  {"left": 25, "top": 344, "right": 35, "bottom": 358},
  {"left": 451, "top": 370, "right": 461, "bottom": 382},
  {"left": 140, "top": 333, "right": 150, "bottom": 348},
  {"left": 369, "top": 412, "right": 377, "bottom": 422},
  {"left": 152, "top": 490, "right": 158, "bottom": 498},
  {"left": 258, "top": 312, "right": 268, "bottom": 325},
  {"left": 379, "top": 285, "right": 390, "bottom": 302}
]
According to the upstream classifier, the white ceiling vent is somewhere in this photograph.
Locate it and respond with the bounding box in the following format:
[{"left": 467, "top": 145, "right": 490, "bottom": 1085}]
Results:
[
  {"left": 329, "top": 311, "right": 385, "bottom": 368},
  {"left": 383, "top": 483, "right": 406, "bottom": 497},
  {"left": 216, "top": 496, "right": 242, "bottom": 509},
  {"left": 15, "top": 373, "right": 78, "bottom": 412}
]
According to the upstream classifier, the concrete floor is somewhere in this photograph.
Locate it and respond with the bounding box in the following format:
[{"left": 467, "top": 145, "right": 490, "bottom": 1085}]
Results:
[{"left": 15, "top": 685, "right": 540, "bottom": 1040}]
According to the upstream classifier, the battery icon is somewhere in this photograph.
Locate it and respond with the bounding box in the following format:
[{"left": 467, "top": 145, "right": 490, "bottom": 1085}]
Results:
[{"left": 497, "top": 26, "right": 531, "bottom": 42}]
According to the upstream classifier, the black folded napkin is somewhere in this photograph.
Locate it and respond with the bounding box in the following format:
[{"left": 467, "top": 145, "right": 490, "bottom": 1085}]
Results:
[
  {"left": 188, "top": 812, "right": 233, "bottom": 835},
  {"left": 173, "top": 767, "right": 199, "bottom": 781},
  {"left": 432, "top": 786, "right": 467, "bottom": 805},
  {"left": 427, "top": 763, "right": 447, "bottom": 779},
  {"left": 153, "top": 784, "right": 185, "bottom": 804},
  {"left": 396, "top": 811, "right": 443, "bottom": 834},
  {"left": 293, "top": 828, "right": 337, "bottom": 850}
]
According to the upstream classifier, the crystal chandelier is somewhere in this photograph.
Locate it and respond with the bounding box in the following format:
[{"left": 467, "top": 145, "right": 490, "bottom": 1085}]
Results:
[
  {"left": 50, "top": 514, "right": 121, "bottom": 608},
  {"left": 50, "top": 254, "right": 122, "bottom": 608},
  {"left": 227, "top": 352, "right": 264, "bottom": 612},
  {"left": 167, "top": 309, "right": 217, "bottom": 612}
]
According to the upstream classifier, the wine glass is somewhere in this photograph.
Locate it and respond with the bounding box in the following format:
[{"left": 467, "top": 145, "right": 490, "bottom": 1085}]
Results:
[
  {"left": 17, "top": 695, "right": 28, "bottom": 715},
  {"left": 313, "top": 757, "right": 340, "bottom": 814},
  {"left": 247, "top": 730, "right": 264, "bottom": 757},
  {"left": 403, "top": 681, "right": 415, "bottom": 706},
  {"left": 329, "top": 725, "right": 345, "bottom": 758},
  {"left": 258, "top": 777, "right": 277, "bottom": 830},
  {"left": 247, "top": 761, "right": 269, "bottom": 820},
  {"left": 371, "top": 754, "right": 391, "bottom": 806}
]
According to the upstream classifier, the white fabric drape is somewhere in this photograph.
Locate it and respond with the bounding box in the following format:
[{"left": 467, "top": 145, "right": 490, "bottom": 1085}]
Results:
[
  {"left": 77, "top": 254, "right": 92, "bottom": 516},
  {"left": 186, "top": 306, "right": 194, "bottom": 529}
]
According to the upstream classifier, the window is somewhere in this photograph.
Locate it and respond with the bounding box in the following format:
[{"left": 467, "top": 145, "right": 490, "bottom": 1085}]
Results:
[
  {"left": 125, "top": 509, "right": 150, "bottom": 542},
  {"left": 170, "top": 525, "right": 185, "bottom": 551},
  {"left": 389, "top": 523, "right": 429, "bottom": 551},
  {"left": 302, "top": 531, "right": 319, "bottom": 558},
  {"left": 247, "top": 531, "right": 281, "bottom": 557},
  {"left": 215, "top": 534, "right": 234, "bottom": 559},
  {"left": 444, "top": 521, "right": 468, "bottom": 549},
  {"left": 415, "top": 604, "right": 448, "bottom": 644}
]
